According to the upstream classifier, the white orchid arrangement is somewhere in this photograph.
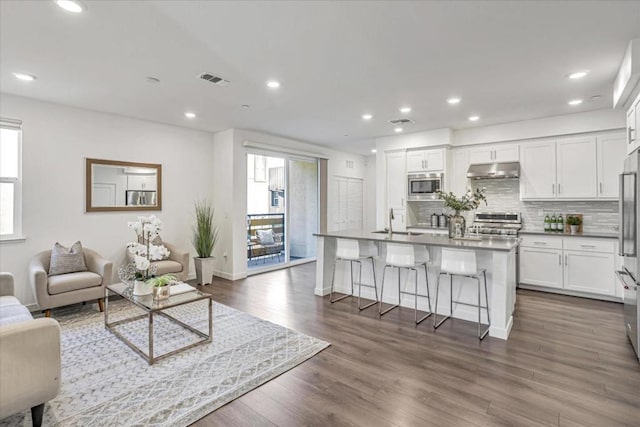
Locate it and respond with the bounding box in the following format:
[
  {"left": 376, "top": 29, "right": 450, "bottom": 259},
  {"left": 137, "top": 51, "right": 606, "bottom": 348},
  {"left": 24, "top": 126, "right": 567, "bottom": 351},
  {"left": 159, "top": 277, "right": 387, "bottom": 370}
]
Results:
[{"left": 126, "top": 215, "right": 170, "bottom": 280}]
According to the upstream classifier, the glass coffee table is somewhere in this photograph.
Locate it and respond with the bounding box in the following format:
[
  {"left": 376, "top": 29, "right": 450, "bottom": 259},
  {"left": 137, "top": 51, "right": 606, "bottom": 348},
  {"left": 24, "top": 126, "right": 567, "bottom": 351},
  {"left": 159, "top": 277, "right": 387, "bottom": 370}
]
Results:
[{"left": 105, "top": 282, "right": 213, "bottom": 365}]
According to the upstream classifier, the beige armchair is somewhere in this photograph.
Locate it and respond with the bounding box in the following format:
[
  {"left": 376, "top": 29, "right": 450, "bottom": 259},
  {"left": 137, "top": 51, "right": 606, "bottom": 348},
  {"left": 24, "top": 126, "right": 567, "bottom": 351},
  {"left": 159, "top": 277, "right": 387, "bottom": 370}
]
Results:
[
  {"left": 126, "top": 242, "right": 189, "bottom": 282},
  {"left": 30, "top": 248, "right": 113, "bottom": 317},
  {"left": 0, "top": 273, "right": 61, "bottom": 427}
]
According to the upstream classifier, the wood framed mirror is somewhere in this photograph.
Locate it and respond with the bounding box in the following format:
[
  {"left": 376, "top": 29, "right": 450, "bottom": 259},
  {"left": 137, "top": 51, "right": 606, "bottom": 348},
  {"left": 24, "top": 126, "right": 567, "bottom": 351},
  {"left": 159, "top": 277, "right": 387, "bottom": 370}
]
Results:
[{"left": 86, "top": 158, "right": 162, "bottom": 212}]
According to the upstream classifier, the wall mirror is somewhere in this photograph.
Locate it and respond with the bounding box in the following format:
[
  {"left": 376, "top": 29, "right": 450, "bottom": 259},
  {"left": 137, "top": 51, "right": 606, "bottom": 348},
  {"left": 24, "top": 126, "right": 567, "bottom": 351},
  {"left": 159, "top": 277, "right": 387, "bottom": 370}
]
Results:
[{"left": 86, "top": 158, "right": 162, "bottom": 212}]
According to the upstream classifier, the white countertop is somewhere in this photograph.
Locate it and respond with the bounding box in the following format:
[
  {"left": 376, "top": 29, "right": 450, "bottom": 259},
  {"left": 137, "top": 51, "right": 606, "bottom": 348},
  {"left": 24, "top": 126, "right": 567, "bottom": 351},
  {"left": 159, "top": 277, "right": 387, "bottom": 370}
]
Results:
[{"left": 314, "top": 229, "right": 520, "bottom": 252}]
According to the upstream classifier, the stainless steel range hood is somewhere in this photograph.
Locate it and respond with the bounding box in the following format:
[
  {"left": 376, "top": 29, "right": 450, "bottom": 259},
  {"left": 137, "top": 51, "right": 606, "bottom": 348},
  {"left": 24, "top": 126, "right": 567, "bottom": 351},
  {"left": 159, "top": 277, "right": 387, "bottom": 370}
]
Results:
[{"left": 467, "top": 162, "right": 520, "bottom": 180}]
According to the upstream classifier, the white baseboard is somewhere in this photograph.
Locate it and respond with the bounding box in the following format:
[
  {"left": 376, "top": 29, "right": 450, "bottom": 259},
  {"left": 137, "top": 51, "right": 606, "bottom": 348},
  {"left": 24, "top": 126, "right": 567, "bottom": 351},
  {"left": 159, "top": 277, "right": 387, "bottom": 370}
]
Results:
[
  {"left": 518, "top": 284, "right": 622, "bottom": 303},
  {"left": 212, "top": 270, "right": 247, "bottom": 281}
]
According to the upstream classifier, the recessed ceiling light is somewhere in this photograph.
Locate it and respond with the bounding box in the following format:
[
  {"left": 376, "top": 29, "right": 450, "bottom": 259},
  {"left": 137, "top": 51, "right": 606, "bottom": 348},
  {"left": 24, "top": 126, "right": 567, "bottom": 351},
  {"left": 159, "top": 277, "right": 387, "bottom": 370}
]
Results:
[
  {"left": 394, "top": 127, "right": 403, "bottom": 133},
  {"left": 54, "top": 0, "right": 86, "bottom": 13},
  {"left": 371, "top": 149, "right": 377, "bottom": 153},
  {"left": 568, "top": 71, "right": 589, "bottom": 80},
  {"left": 568, "top": 99, "right": 583, "bottom": 106},
  {"left": 13, "top": 72, "right": 36, "bottom": 82},
  {"left": 266, "top": 80, "right": 280, "bottom": 89},
  {"left": 447, "top": 97, "right": 461, "bottom": 104},
  {"left": 362, "top": 114, "right": 373, "bottom": 120},
  {"left": 399, "top": 107, "right": 412, "bottom": 114},
  {"left": 468, "top": 116, "right": 480, "bottom": 121},
  {"left": 184, "top": 112, "right": 196, "bottom": 119}
]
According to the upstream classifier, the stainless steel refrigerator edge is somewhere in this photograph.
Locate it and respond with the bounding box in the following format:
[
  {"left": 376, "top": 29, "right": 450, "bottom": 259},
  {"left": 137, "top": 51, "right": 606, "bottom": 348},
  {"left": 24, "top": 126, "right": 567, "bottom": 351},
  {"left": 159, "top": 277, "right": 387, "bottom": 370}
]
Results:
[{"left": 618, "top": 149, "right": 640, "bottom": 362}]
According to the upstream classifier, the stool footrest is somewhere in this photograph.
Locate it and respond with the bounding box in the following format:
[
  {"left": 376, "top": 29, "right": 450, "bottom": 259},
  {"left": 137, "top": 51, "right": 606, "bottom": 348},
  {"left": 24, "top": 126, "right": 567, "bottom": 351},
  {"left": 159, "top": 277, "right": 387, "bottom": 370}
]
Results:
[
  {"left": 354, "top": 283, "right": 376, "bottom": 289},
  {"left": 452, "top": 300, "right": 488, "bottom": 310},
  {"left": 434, "top": 314, "right": 451, "bottom": 329},
  {"left": 379, "top": 303, "right": 399, "bottom": 316},
  {"left": 330, "top": 293, "right": 351, "bottom": 303},
  {"left": 399, "top": 291, "right": 430, "bottom": 298}
]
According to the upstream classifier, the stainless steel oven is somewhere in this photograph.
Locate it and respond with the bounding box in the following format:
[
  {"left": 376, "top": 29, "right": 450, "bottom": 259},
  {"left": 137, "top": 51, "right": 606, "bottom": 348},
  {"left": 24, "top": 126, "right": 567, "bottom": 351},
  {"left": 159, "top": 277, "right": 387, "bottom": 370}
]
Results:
[{"left": 407, "top": 173, "right": 443, "bottom": 201}]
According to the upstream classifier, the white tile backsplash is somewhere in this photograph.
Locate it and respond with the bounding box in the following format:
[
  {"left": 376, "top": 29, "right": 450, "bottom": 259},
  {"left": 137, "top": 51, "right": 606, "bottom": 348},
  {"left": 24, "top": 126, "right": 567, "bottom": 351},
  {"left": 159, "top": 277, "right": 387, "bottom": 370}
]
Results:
[{"left": 408, "top": 179, "right": 618, "bottom": 233}]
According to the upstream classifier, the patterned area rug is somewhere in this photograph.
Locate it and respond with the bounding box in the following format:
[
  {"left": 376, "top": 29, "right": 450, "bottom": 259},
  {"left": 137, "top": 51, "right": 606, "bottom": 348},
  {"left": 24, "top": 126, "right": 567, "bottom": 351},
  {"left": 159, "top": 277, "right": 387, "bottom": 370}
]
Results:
[{"left": 1, "top": 299, "right": 329, "bottom": 426}]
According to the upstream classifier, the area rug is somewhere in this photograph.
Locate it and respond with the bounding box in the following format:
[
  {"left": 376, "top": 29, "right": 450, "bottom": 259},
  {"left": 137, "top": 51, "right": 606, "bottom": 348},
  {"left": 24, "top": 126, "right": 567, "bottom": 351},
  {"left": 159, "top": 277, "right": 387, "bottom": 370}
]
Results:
[{"left": 1, "top": 298, "right": 329, "bottom": 426}]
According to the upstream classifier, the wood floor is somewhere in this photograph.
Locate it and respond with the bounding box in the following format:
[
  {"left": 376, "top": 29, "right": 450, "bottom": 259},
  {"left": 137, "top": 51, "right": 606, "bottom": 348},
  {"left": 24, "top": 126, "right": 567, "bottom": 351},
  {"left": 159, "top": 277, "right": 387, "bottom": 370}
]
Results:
[{"left": 193, "top": 262, "right": 640, "bottom": 427}]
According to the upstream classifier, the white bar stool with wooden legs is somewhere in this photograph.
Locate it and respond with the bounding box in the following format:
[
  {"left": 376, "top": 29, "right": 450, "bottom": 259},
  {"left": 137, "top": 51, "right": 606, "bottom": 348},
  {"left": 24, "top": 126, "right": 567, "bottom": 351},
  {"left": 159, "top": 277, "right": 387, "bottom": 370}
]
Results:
[
  {"left": 433, "top": 248, "right": 491, "bottom": 340},
  {"left": 378, "top": 243, "right": 432, "bottom": 324},
  {"left": 329, "top": 238, "right": 379, "bottom": 310}
]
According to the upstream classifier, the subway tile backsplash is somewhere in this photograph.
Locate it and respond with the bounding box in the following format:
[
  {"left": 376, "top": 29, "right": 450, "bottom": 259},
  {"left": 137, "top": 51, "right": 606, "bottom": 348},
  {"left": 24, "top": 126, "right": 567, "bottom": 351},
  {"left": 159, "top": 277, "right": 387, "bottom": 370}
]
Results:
[{"left": 408, "top": 179, "right": 618, "bottom": 233}]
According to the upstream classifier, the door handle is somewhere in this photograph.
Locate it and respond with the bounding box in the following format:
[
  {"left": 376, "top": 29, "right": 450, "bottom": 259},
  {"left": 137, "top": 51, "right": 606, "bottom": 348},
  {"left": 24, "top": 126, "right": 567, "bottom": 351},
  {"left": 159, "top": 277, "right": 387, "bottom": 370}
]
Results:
[
  {"left": 558, "top": 254, "right": 561, "bottom": 265},
  {"left": 599, "top": 182, "right": 603, "bottom": 195},
  {"left": 630, "top": 127, "right": 635, "bottom": 143},
  {"left": 558, "top": 183, "right": 561, "bottom": 194},
  {"left": 565, "top": 255, "right": 568, "bottom": 265},
  {"left": 552, "top": 184, "right": 555, "bottom": 195}
]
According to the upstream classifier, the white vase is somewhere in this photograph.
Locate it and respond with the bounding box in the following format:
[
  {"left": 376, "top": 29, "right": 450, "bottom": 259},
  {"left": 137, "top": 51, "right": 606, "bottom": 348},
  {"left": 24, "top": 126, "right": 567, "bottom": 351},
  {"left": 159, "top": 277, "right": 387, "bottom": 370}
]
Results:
[
  {"left": 133, "top": 280, "right": 152, "bottom": 296},
  {"left": 194, "top": 257, "right": 216, "bottom": 285},
  {"left": 570, "top": 225, "right": 579, "bottom": 235}
]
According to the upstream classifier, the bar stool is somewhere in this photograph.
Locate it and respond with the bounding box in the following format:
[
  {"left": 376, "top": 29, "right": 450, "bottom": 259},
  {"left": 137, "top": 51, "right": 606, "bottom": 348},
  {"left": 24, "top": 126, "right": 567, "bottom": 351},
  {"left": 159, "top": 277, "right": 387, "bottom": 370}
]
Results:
[
  {"left": 378, "top": 243, "right": 432, "bottom": 324},
  {"left": 329, "top": 239, "right": 379, "bottom": 310},
  {"left": 433, "top": 248, "right": 491, "bottom": 340}
]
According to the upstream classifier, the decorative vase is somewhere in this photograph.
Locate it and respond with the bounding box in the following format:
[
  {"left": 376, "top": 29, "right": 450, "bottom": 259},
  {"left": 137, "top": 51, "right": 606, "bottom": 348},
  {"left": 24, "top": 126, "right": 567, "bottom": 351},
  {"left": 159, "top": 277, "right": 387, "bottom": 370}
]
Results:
[
  {"left": 152, "top": 285, "right": 170, "bottom": 300},
  {"left": 133, "top": 280, "right": 152, "bottom": 296},
  {"left": 449, "top": 211, "right": 466, "bottom": 238},
  {"left": 570, "top": 225, "right": 579, "bottom": 235},
  {"left": 194, "top": 257, "right": 216, "bottom": 286}
]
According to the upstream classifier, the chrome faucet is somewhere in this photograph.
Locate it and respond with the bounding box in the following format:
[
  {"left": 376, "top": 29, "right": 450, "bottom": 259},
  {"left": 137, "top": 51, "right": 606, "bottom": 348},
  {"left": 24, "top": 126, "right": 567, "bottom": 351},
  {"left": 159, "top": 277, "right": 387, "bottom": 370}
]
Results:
[{"left": 388, "top": 208, "right": 395, "bottom": 237}]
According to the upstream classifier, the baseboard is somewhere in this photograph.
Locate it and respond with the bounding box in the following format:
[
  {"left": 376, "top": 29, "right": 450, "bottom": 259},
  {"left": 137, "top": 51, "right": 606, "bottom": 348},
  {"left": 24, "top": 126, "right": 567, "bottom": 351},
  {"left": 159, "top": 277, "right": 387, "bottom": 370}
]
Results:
[
  {"left": 212, "top": 269, "right": 247, "bottom": 281},
  {"left": 518, "top": 284, "right": 623, "bottom": 303}
]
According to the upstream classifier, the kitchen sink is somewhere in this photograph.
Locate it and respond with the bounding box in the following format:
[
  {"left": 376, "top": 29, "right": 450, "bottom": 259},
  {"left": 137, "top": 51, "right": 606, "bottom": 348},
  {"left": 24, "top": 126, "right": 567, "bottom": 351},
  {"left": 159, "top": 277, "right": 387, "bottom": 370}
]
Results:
[{"left": 371, "top": 230, "right": 424, "bottom": 236}]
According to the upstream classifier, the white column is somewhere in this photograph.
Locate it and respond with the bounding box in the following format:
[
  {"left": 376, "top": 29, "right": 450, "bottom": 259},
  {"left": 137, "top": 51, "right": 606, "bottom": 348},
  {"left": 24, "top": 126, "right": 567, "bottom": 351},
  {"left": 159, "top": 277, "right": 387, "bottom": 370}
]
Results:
[{"left": 489, "top": 249, "right": 516, "bottom": 339}]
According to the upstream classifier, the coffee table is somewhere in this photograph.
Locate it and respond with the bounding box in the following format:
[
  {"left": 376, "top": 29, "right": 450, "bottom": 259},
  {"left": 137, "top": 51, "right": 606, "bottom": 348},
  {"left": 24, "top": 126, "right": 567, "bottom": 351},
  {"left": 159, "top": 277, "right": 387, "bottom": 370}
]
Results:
[{"left": 105, "top": 282, "right": 213, "bottom": 365}]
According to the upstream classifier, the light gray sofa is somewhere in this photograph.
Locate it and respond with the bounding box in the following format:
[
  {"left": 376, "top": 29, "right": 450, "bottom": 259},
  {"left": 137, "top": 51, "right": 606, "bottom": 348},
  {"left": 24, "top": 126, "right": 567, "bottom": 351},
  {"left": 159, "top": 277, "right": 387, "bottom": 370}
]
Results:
[
  {"left": 30, "top": 248, "right": 113, "bottom": 317},
  {"left": 0, "top": 273, "right": 61, "bottom": 427},
  {"left": 126, "top": 242, "right": 190, "bottom": 282}
]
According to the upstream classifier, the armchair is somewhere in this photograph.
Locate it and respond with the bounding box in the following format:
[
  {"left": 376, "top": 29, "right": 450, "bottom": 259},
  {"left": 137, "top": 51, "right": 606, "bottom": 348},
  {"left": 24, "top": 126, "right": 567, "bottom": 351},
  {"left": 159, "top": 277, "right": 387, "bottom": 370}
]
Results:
[
  {"left": 30, "top": 248, "right": 113, "bottom": 317},
  {"left": 0, "top": 273, "right": 61, "bottom": 427},
  {"left": 125, "top": 242, "right": 189, "bottom": 282}
]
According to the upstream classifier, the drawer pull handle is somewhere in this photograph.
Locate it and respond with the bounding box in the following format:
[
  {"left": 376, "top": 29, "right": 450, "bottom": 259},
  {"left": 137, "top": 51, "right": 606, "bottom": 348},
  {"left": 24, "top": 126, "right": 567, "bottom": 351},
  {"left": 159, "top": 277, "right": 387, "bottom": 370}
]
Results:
[
  {"left": 579, "top": 245, "right": 597, "bottom": 248},
  {"left": 533, "top": 242, "right": 548, "bottom": 245}
]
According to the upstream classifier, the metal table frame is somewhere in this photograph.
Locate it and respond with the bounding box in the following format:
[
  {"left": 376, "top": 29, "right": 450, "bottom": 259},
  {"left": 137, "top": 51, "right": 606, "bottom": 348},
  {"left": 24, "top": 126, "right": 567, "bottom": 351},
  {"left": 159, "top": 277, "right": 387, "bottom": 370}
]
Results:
[{"left": 105, "top": 284, "right": 213, "bottom": 365}]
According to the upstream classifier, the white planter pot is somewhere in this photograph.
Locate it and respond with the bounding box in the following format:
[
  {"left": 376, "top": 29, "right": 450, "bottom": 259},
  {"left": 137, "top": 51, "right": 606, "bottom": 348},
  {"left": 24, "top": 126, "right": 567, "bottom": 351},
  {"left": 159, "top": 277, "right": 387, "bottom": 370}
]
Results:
[
  {"left": 194, "top": 257, "right": 215, "bottom": 285},
  {"left": 570, "top": 225, "right": 579, "bottom": 235},
  {"left": 133, "top": 280, "right": 152, "bottom": 296}
]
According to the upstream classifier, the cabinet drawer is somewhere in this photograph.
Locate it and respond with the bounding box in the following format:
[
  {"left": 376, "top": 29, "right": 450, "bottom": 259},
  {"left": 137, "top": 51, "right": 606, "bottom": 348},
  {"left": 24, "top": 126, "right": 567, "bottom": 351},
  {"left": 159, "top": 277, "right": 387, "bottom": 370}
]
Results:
[
  {"left": 563, "top": 237, "right": 614, "bottom": 253},
  {"left": 520, "top": 234, "right": 563, "bottom": 249}
]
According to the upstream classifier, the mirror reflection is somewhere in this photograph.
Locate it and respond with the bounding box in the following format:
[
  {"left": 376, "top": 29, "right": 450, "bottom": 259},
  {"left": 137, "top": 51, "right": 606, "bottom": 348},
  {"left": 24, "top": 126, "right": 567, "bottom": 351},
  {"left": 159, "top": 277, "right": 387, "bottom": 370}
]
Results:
[{"left": 86, "top": 159, "right": 162, "bottom": 212}]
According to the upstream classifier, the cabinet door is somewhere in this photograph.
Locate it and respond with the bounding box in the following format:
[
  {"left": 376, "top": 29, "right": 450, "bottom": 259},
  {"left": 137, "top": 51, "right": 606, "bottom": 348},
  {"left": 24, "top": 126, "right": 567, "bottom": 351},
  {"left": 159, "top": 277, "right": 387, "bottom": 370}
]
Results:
[
  {"left": 330, "top": 177, "right": 348, "bottom": 231},
  {"left": 597, "top": 134, "right": 626, "bottom": 198},
  {"left": 450, "top": 148, "right": 470, "bottom": 196},
  {"left": 519, "top": 247, "right": 563, "bottom": 288},
  {"left": 406, "top": 151, "right": 425, "bottom": 172},
  {"left": 556, "top": 137, "right": 597, "bottom": 198},
  {"left": 386, "top": 152, "right": 406, "bottom": 210},
  {"left": 520, "top": 142, "right": 556, "bottom": 199},
  {"left": 563, "top": 251, "right": 615, "bottom": 296},
  {"left": 127, "top": 175, "right": 156, "bottom": 190},
  {"left": 347, "top": 179, "right": 363, "bottom": 230},
  {"left": 634, "top": 96, "right": 640, "bottom": 154},
  {"left": 627, "top": 105, "right": 636, "bottom": 155},
  {"left": 494, "top": 144, "right": 519, "bottom": 162},
  {"left": 425, "top": 149, "right": 445, "bottom": 171},
  {"left": 468, "top": 147, "right": 493, "bottom": 164},
  {"left": 391, "top": 209, "right": 406, "bottom": 232}
]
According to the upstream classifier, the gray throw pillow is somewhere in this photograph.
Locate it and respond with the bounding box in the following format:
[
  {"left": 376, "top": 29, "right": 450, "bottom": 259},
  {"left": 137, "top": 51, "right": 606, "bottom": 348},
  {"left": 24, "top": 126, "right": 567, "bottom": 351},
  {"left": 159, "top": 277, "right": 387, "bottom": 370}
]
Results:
[
  {"left": 256, "top": 229, "right": 275, "bottom": 245},
  {"left": 49, "top": 241, "right": 88, "bottom": 276},
  {"left": 137, "top": 234, "right": 170, "bottom": 260}
]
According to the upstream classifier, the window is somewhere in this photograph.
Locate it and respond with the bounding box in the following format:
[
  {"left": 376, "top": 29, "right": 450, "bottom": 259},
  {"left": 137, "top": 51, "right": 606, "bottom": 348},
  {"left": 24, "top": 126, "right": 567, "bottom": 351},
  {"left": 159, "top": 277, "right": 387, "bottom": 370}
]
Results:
[{"left": 0, "top": 118, "right": 22, "bottom": 240}]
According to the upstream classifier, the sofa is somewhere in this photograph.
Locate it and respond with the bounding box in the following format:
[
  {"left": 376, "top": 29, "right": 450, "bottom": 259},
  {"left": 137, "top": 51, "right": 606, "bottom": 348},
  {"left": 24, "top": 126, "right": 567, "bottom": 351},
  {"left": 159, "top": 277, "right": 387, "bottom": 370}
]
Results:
[
  {"left": 30, "top": 247, "right": 113, "bottom": 317},
  {"left": 0, "top": 273, "right": 61, "bottom": 427}
]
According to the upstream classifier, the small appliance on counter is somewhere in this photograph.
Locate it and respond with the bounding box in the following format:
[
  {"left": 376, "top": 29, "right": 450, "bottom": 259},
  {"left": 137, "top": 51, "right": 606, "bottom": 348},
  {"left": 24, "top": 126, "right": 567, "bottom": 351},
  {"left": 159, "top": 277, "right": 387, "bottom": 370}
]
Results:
[
  {"left": 618, "top": 149, "right": 640, "bottom": 362},
  {"left": 438, "top": 213, "right": 448, "bottom": 228},
  {"left": 470, "top": 212, "right": 522, "bottom": 237},
  {"left": 431, "top": 213, "right": 439, "bottom": 228},
  {"left": 125, "top": 190, "right": 157, "bottom": 206}
]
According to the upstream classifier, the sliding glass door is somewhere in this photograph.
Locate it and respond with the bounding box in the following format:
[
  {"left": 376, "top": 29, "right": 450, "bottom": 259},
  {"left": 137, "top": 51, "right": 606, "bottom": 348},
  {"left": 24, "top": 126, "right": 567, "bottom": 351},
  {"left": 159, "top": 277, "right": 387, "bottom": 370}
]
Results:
[{"left": 246, "top": 152, "right": 318, "bottom": 272}]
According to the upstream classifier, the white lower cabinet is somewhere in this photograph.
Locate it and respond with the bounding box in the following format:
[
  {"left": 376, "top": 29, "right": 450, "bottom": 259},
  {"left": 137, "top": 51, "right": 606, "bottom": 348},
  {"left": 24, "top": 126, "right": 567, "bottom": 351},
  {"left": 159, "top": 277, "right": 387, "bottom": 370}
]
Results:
[
  {"left": 519, "top": 236, "right": 618, "bottom": 299},
  {"left": 391, "top": 209, "right": 406, "bottom": 232},
  {"left": 563, "top": 250, "right": 615, "bottom": 295},
  {"left": 519, "top": 247, "right": 563, "bottom": 289}
]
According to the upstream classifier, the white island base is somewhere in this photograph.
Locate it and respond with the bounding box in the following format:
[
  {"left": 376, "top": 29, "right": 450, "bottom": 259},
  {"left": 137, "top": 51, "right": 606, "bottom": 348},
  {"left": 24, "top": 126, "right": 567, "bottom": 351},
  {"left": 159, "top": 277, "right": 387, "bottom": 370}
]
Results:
[{"left": 315, "top": 232, "right": 518, "bottom": 340}]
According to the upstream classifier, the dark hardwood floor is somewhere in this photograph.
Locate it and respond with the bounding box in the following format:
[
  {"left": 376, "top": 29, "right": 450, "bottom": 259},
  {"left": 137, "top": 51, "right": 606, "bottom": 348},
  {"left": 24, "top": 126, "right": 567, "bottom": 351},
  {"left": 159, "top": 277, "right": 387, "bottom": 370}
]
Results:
[{"left": 193, "top": 262, "right": 640, "bottom": 427}]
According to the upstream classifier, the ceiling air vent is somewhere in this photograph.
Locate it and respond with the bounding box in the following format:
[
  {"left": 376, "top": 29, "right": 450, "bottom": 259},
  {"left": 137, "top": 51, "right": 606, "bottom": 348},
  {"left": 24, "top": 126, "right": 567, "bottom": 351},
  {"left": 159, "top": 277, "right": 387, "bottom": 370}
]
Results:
[
  {"left": 388, "top": 118, "right": 414, "bottom": 124},
  {"left": 198, "top": 73, "right": 230, "bottom": 86}
]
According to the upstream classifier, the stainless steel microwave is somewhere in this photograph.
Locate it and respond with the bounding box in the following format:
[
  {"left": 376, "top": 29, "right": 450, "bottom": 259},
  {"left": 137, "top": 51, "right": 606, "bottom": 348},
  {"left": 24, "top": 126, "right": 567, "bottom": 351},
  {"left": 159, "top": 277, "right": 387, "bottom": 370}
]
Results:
[{"left": 408, "top": 173, "right": 443, "bottom": 200}]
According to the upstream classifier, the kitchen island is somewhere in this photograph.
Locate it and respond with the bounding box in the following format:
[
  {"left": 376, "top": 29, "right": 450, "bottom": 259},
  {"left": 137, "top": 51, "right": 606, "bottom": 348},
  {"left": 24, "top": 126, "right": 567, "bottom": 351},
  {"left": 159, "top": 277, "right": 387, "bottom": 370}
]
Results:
[{"left": 314, "top": 230, "right": 520, "bottom": 340}]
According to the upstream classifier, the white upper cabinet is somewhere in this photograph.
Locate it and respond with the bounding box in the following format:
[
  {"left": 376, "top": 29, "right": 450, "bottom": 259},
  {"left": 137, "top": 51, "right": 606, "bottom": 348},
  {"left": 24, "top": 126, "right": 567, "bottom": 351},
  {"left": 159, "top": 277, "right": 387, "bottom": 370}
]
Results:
[
  {"left": 597, "top": 134, "right": 627, "bottom": 198},
  {"left": 127, "top": 175, "right": 157, "bottom": 191},
  {"left": 386, "top": 151, "right": 406, "bottom": 210},
  {"left": 556, "top": 137, "right": 597, "bottom": 199},
  {"left": 406, "top": 148, "right": 444, "bottom": 172},
  {"left": 450, "top": 148, "right": 470, "bottom": 196},
  {"left": 520, "top": 141, "right": 556, "bottom": 199},
  {"left": 468, "top": 143, "right": 519, "bottom": 164},
  {"left": 627, "top": 92, "right": 640, "bottom": 155}
]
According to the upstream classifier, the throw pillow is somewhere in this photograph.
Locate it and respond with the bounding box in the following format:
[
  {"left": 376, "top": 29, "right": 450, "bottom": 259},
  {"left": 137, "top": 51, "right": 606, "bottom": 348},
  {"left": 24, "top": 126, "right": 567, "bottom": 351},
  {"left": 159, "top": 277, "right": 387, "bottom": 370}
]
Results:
[
  {"left": 49, "top": 241, "right": 88, "bottom": 276},
  {"left": 256, "top": 229, "right": 275, "bottom": 245},
  {"left": 137, "top": 234, "right": 170, "bottom": 260}
]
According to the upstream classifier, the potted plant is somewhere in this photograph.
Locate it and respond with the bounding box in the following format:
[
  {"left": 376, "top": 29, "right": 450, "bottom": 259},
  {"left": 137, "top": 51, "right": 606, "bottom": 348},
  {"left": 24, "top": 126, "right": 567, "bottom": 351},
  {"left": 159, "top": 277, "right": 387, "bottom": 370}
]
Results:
[
  {"left": 146, "top": 274, "right": 177, "bottom": 300},
  {"left": 192, "top": 200, "right": 219, "bottom": 285},
  {"left": 436, "top": 188, "right": 487, "bottom": 238},
  {"left": 567, "top": 216, "right": 582, "bottom": 234}
]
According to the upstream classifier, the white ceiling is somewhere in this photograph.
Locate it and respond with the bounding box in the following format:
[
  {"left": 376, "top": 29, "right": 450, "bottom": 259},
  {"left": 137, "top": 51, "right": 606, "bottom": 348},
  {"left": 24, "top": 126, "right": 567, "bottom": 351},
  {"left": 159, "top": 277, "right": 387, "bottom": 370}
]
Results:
[{"left": 1, "top": 1, "right": 639, "bottom": 154}]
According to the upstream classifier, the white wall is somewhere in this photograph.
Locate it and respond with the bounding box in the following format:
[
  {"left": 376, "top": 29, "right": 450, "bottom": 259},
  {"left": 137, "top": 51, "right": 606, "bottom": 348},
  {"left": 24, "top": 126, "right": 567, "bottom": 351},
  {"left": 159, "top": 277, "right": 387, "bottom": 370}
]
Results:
[{"left": 0, "top": 94, "right": 215, "bottom": 307}]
